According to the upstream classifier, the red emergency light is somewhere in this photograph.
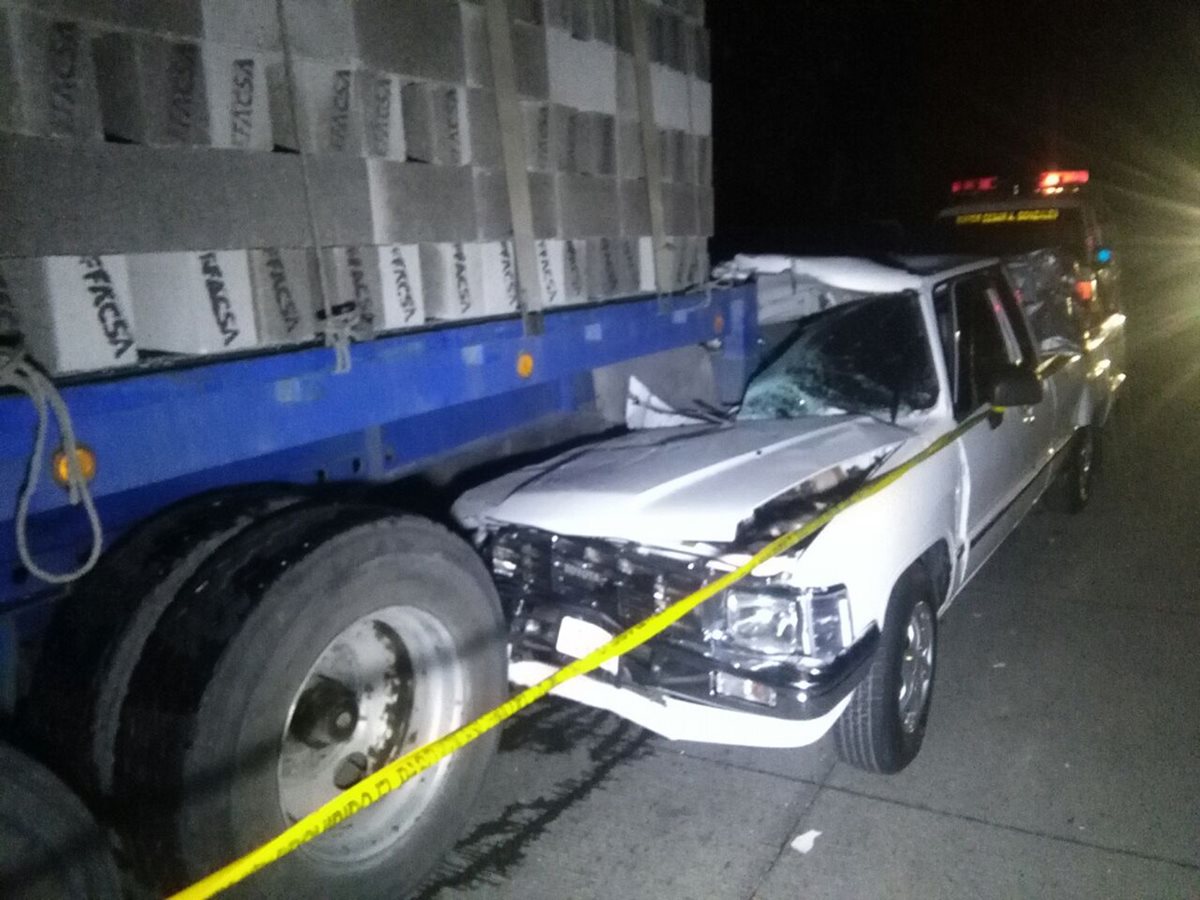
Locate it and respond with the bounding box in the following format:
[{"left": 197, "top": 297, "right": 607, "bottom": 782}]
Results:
[
  {"left": 951, "top": 176, "right": 999, "bottom": 194},
  {"left": 1039, "top": 169, "right": 1089, "bottom": 189}
]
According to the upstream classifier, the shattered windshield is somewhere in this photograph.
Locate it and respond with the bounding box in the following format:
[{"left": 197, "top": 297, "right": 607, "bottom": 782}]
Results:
[{"left": 739, "top": 292, "right": 938, "bottom": 422}]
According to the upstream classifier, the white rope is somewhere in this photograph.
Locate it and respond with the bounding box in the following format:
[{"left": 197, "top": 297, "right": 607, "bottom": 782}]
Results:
[{"left": 0, "top": 345, "right": 103, "bottom": 584}]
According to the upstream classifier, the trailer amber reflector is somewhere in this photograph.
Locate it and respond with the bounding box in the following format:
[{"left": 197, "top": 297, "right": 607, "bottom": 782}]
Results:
[
  {"left": 51, "top": 445, "right": 97, "bottom": 487},
  {"left": 516, "top": 351, "right": 535, "bottom": 378}
]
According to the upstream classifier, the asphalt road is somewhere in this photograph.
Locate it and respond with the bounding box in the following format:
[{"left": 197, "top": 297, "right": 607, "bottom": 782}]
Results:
[{"left": 418, "top": 262, "right": 1200, "bottom": 900}]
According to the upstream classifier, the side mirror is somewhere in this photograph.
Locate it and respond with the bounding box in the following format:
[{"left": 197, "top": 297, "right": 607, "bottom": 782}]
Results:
[{"left": 988, "top": 366, "right": 1043, "bottom": 408}]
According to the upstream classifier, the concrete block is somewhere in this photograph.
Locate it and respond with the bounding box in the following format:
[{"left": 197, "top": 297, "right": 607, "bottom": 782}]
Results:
[
  {"left": 616, "top": 235, "right": 642, "bottom": 294},
  {"left": 0, "top": 254, "right": 137, "bottom": 373},
  {"left": 617, "top": 178, "right": 650, "bottom": 236},
  {"left": 534, "top": 238, "right": 586, "bottom": 306},
  {"left": 356, "top": 0, "right": 465, "bottom": 83},
  {"left": 529, "top": 170, "right": 561, "bottom": 238},
  {"left": 689, "top": 75, "right": 711, "bottom": 135},
  {"left": 566, "top": 0, "right": 592, "bottom": 40},
  {"left": 557, "top": 174, "right": 618, "bottom": 237},
  {"left": 358, "top": 70, "right": 406, "bottom": 159},
  {"left": 479, "top": 240, "right": 520, "bottom": 315},
  {"left": 278, "top": 0, "right": 356, "bottom": 59},
  {"left": 201, "top": 0, "right": 281, "bottom": 52},
  {"left": 513, "top": 21, "right": 549, "bottom": 100},
  {"left": 420, "top": 241, "right": 483, "bottom": 320},
  {"left": 559, "top": 106, "right": 582, "bottom": 172},
  {"left": 616, "top": 117, "right": 643, "bottom": 178},
  {"left": 675, "top": 129, "right": 696, "bottom": 184},
  {"left": 375, "top": 243, "right": 425, "bottom": 329},
  {"left": 510, "top": 0, "right": 544, "bottom": 25},
  {"left": 92, "top": 32, "right": 209, "bottom": 145},
  {"left": 368, "top": 160, "right": 477, "bottom": 243},
  {"left": 472, "top": 167, "right": 511, "bottom": 240},
  {"left": 0, "top": 268, "right": 18, "bottom": 337},
  {"left": 127, "top": 250, "right": 257, "bottom": 354},
  {"left": 319, "top": 245, "right": 380, "bottom": 339},
  {"left": 546, "top": 28, "right": 616, "bottom": 113},
  {"left": 691, "top": 25, "right": 710, "bottom": 80},
  {"left": 203, "top": 45, "right": 274, "bottom": 150},
  {"left": 271, "top": 56, "right": 360, "bottom": 153},
  {"left": 402, "top": 81, "right": 469, "bottom": 166},
  {"left": 578, "top": 111, "right": 615, "bottom": 175},
  {"left": 683, "top": 0, "right": 706, "bottom": 23},
  {"left": 592, "top": 0, "right": 616, "bottom": 45},
  {"left": 467, "top": 88, "right": 501, "bottom": 169},
  {"left": 651, "top": 62, "right": 690, "bottom": 131},
  {"left": 663, "top": 181, "right": 698, "bottom": 235},
  {"left": 637, "top": 235, "right": 656, "bottom": 292},
  {"left": 696, "top": 133, "right": 711, "bottom": 184},
  {"left": 524, "top": 101, "right": 566, "bottom": 171},
  {"left": 657, "top": 127, "right": 675, "bottom": 183},
  {"left": 653, "top": 8, "right": 685, "bottom": 71},
  {"left": 0, "top": 9, "right": 102, "bottom": 141},
  {"left": 698, "top": 185, "right": 713, "bottom": 235},
  {"left": 615, "top": 50, "right": 636, "bottom": 119},
  {"left": 248, "top": 247, "right": 320, "bottom": 344},
  {"left": 305, "top": 154, "right": 375, "bottom": 245},
  {"left": 542, "top": 0, "right": 571, "bottom": 32},
  {"left": 585, "top": 236, "right": 621, "bottom": 299},
  {"left": 614, "top": 0, "right": 634, "bottom": 54},
  {"left": 0, "top": 135, "right": 312, "bottom": 256},
  {"left": 460, "top": 1, "right": 490, "bottom": 88}
]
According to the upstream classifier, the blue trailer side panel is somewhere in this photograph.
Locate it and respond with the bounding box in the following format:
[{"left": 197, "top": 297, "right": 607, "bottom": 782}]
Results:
[{"left": 0, "top": 288, "right": 757, "bottom": 608}]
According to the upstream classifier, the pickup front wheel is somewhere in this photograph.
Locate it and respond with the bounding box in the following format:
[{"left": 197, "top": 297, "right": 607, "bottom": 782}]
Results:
[{"left": 834, "top": 564, "right": 937, "bottom": 774}]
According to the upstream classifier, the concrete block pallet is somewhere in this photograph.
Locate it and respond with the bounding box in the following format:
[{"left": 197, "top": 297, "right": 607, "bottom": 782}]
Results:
[{"left": 0, "top": 0, "right": 711, "bottom": 371}]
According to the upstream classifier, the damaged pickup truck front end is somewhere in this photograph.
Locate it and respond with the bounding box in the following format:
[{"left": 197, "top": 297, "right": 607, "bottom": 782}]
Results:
[
  {"left": 491, "top": 524, "right": 881, "bottom": 745},
  {"left": 456, "top": 414, "right": 910, "bottom": 748}
]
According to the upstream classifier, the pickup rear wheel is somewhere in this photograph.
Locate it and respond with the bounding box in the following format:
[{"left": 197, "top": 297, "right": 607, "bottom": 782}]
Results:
[
  {"left": 833, "top": 564, "right": 937, "bottom": 774},
  {"left": 111, "top": 506, "right": 506, "bottom": 897}
]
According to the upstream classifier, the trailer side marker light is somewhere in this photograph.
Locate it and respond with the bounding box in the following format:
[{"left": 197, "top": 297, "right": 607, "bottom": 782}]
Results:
[
  {"left": 714, "top": 313, "right": 725, "bottom": 334},
  {"left": 51, "top": 445, "right": 97, "bottom": 488},
  {"left": 516, "top": 351, "right": 535, "bottom": 378}
]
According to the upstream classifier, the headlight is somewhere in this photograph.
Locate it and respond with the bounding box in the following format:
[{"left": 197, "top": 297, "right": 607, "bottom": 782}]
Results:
[{"left": 722, "top": 585, "right": 853, "bottom": 660}]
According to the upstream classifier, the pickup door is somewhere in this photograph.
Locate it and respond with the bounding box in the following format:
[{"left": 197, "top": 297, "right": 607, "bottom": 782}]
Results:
[{"left": 934, "top": 267, "right": 1051, "bottom": 583}]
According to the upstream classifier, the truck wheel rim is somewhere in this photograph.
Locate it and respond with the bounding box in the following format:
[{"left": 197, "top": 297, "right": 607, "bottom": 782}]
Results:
[
  {"left": 277, "top": 605, "right": 466, "bottom": 863},
  {"left": 897, "top": 602, "right": 934, "bottom": 734}
]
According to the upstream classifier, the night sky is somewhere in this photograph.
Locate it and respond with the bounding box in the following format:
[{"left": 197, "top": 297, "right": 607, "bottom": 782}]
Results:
[{"left": 710, "top": 0, "right": 1200, "bottom": 262}]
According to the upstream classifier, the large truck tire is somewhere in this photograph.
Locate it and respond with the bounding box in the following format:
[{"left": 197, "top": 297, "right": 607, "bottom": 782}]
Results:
[
  {"left": 834, "top": 563, "right": 938, "bottom": 774},
  {"left": 0, "top": 742, "right": 121, "bottom": 899},
  {"left": 112, "top": 505, "right": 507, "bottom": 897},
  {"left": 26, "top": 487, "right": 301, "bottom": 806}
]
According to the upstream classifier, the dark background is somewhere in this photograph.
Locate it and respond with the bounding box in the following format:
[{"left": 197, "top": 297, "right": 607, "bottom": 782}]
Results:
[{"left": 709, "top": 0, "right": 1200, "bottom": 262}]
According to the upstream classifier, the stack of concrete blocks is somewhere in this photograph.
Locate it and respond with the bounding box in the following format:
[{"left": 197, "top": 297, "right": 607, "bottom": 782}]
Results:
[{"left": 0, "top": 0, "right": 713, "bottom": 371}]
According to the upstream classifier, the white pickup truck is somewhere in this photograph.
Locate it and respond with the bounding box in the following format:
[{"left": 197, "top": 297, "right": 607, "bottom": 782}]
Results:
[{"left": 454, "top": 255, "right": 1125, "bottom": 774}]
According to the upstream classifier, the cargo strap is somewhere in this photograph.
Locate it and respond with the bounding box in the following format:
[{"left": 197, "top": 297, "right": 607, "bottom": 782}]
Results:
[
  {"left": 486, "top": 0, "right": 545, "bottom": 335},
  {"left": 275, "top": 0, "right": 355, "bottom": 372},
  {"left": 629, "top": 0, "right": 669, "bottom": 293},
  {"left": 0, "top": 345, "right": 102, "bottom": 584},
  {"left": 171, "top": 409, "right": 989, "bottom": 899}
]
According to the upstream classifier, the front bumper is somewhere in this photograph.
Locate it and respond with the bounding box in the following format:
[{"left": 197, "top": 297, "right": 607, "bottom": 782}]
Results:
[{"left": 510, "top": 605, "right": 879, "bottom": 746}]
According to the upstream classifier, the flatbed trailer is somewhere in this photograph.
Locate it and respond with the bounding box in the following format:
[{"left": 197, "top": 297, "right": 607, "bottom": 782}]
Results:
[{"left": 0, "top": 285, "right": 757, "bottom": 897}]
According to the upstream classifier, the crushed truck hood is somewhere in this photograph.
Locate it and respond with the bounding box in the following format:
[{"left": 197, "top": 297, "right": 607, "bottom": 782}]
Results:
[{"left": 454, "top": 416, "right": 912, "bottom": 544}]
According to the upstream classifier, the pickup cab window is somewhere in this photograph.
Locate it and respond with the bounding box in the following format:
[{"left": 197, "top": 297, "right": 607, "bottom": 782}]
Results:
[
  {"left": 740, "top": 293, "right": 938, "bottom": 422},
  {"left": 936, "top": 271, "right": 1034, "bottom": 418}
]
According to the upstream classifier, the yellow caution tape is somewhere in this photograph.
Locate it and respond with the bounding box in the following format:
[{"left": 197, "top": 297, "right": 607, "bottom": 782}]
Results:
[{"left": 173, "top": 410, "right": 988, "bottom": 899}]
